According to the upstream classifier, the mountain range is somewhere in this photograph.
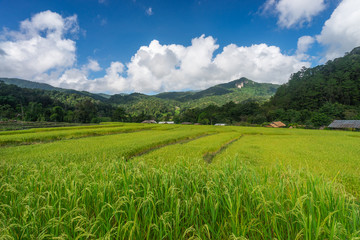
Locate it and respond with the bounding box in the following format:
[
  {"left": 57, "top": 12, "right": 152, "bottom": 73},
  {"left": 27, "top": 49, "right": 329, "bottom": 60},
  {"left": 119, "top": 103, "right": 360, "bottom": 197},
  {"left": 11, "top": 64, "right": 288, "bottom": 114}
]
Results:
[
  {"left": 1, "top": 46, "right": 360, "bottom": 125},
  {"left": 0, "top": 78, "right": 110, "bottom": 101},
  {"left": 1, "top": 77, "right": 279, "bottom": 110}
]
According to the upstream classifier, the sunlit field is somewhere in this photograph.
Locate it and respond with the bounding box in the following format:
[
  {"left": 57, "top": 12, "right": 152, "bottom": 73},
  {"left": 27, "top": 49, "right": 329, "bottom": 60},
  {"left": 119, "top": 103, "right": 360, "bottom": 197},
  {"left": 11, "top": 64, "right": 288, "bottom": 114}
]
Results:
[{"left": 1, "top": 123, "right": 360, "bottom": 239}]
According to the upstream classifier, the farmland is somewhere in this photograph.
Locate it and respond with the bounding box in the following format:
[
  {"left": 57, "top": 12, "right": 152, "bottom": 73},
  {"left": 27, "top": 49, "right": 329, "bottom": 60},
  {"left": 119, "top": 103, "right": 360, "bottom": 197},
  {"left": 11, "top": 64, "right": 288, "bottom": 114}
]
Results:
[{"left": 1, "top": 123, "right": 360, "bottom": 239}]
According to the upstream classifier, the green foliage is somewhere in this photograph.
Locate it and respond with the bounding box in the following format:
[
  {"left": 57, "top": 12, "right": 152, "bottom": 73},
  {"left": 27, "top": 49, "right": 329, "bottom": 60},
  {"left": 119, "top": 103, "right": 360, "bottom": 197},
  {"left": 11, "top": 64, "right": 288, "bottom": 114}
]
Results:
[
  {"left": 50, "top": 106, "right": 64, "bottom": 122},
  {"left": 156, "top": 78, "right": 279, "bottom": 103},
  {"left": 270, "top": 48, "right": 360, "bottom": 111},
  {"left": 25, "top": 102, "right": 43, "bottom": 121},
  {"left": 0, "top": 77, "right": 59, "bottom": 91},
  {"left": 319, "top": 102, "right": 345, "bottom": 119},
  {"left": 311, "top": 113, "right": 331, "bottom": 127},
  {"left": 178, "top": 101, "right": 263, "bottom": 124},
  {"left": 74, "top": 99, "right": 97, "bottom": 123},
  {"left": 64, "top": 110, "right": 74, "bottom": 122},
  {"left": 0, "top": 81, "right": 109, "bottom": 123},
  {"left": 112, "top": 107, "right": 127, "bottom": 122},
  {"left": 262, "top": 47, "right": 360, "bottom": 126},
  {"left": 0, "top": 77, "right": 107, "bottom": 101},
  {"left": 108, "top": 78, "right": 279, "bottom": 122}
]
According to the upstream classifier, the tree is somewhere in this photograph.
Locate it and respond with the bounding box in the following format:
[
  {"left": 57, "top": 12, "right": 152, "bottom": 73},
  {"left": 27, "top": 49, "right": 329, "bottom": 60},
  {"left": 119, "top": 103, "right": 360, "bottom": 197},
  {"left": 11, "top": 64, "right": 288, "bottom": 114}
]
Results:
[
  {"left": 112, "top": 107, "right": 127, "bottom": 122},
  {"left": 0, "top": 104, "right": 13, "bottom": 120},
  {"left": 50, "top": 106, "right": 65, "bottom": 122},
  {"left": 64, "top": 110, "right": 75, "bottom": 123},
  {"left": 198, "top": 112, "right": 210, "bottom": 125},
  {"left": 319, "top": 102, "right": 344, "bottom": 119},
  {"left": 75, "top": 99, "right": 97, "bottom": 123},
  {"left": 311, "top": 113, "right": 331, "bottom": 127},
  {"left": 25, "top": 102, "right": 43, "bottom": 121}
]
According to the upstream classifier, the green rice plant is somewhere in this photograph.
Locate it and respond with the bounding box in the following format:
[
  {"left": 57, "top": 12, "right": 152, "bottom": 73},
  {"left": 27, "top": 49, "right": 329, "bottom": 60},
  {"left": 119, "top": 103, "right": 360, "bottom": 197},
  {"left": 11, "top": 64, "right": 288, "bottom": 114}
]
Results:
[
  {"left": 133, "top": 131, "right": 242, "bottom": 166},
  {"left": 1, "top": 154, "right": 359, "bottom": 239},
  {"left": 213, "top": 129, "right": 360, "bottom": 196},
  {"left": 0, "top": 126, "right": 213, "bottom": 163},
  {"left": 0, "top": 124, "right": 157, "bottom": 146},
  {"left": 1, "top": 124, "right": 360, "bottom": 239},
  {"left": 0, "top": 122, "right": 126, "bottom": 136}
]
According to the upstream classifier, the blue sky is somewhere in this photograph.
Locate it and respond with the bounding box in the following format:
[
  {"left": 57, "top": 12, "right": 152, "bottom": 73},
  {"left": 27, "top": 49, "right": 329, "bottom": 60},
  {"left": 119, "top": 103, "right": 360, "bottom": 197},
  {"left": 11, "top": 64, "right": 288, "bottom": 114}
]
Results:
[{"left": 0, "top": 0, "right": 359, "bottom": 93}]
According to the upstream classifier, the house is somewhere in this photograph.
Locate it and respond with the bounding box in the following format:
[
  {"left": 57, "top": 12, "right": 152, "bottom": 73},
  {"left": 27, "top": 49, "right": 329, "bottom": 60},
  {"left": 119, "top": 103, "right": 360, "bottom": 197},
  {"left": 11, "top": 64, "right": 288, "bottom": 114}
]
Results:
[
  {"left": 158, "top": 121, "right": 175, "bottom": 124},
  {"left": 214, "top": 123, "right": 226, "bottom": 126},
  {"left": 141, "top": 120, "right": 157, "bottom": 124},
  {"left": 266, "top": 121, "right": 286, "bottom": 128},
  {"left": 328, "top": 120, "right": 360, "bottom": 129}
]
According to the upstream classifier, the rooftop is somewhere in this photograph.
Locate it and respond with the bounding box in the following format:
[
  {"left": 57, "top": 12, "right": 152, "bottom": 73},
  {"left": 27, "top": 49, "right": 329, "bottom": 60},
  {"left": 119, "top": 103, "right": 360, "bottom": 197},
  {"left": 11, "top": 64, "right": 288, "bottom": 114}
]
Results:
[{"left": 328, "top": 120, "right": 360, "bottom": 129}]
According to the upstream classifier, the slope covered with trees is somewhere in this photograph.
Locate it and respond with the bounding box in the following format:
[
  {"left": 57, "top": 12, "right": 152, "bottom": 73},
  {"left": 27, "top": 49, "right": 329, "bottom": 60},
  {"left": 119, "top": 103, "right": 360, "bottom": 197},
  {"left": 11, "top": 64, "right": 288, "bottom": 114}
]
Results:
[
  {"left": 0, "top": 82, "right": 112, "bottom": 123},
  {"left": 0, "top": 78, "right": 108, "bottom": 102},
  {"left": 270, "top": 47, "right": 360, "bottom": 110},
  {"left": 109, "top": 78, "right": 279, "bottom": 116},
  {"left": 0, "top": 77, "right": 277, "bottom": 124},
  {"left": 264, "top": 47, "right": 360, "bottom": 126}
]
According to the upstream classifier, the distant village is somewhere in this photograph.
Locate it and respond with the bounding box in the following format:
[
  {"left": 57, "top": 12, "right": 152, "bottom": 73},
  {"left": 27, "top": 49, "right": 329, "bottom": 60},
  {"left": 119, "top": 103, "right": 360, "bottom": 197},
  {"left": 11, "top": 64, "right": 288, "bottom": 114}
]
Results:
[{"left": 141, "top": 119, "right": 360, "bottom": 131}]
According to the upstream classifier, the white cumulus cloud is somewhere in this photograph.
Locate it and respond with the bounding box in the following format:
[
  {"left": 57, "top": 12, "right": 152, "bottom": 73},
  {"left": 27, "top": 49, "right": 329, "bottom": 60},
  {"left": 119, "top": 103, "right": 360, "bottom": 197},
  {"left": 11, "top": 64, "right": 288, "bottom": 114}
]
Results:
[
  {"left": 263, "top": 0, "right": 326, "bottom": 28},
  {"left": 316, "top": 0, "right": 360, "bottom": 60},
  {"left": 213, "top": 43, "right": 310, "bottom": 85},
  {"left": 296, "top": 35, "right": 315, "bottom": 60},
  {"left": 83, "top": 59, "right": 102, "bottom": 72},
  {"left": 0, "top": 10, "right": 78, "bottom": 79},
  {"left": 297, "top": 36, "right": 315, "bottom": 54},
  {"left": 57, "top": 59, "right": 102, "bottom": 90},
  {"left": 0, "top": 12, "right": 310, "bottom": 94},
  {"left": 60, "top": 35, "right": 308, "bottom": 93}
]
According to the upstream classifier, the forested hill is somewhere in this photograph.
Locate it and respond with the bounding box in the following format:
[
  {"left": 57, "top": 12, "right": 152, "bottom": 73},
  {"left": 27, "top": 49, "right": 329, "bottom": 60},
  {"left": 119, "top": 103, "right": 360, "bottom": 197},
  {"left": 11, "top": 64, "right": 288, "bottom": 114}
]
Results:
[
  {"left": 2, "top": 77, "right": 279, "bottom": 107},
  {"left": 109, "top": 78, "right": 279, "bottom": 109},
  {"left": 269, "top": 47, "right": 360, "bottom": 110},
  {"left": 156, "top": 78, "right": 278, "bottom": 102},
  {"left": 0, "top": 78, "right": 60, "bottom": 91},
  {"left": 0, "top": 81, "right": 114, "bottom": 123},
  {"left": 0, "top": 78, "right": 108, "bottom": 102},
  {"left": 1, "top": 77, "right": 280, "bottom": 123}
]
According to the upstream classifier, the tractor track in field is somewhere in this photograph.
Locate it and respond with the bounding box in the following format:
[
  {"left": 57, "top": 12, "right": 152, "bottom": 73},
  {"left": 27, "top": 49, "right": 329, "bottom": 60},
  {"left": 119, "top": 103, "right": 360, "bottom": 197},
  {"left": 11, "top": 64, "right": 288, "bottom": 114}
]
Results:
[
  {"left": 126, "top": 132, "right": 217, "bottom": 161},
  {"left": 203, "top": 135, "right": 243, "bottom": 163}
]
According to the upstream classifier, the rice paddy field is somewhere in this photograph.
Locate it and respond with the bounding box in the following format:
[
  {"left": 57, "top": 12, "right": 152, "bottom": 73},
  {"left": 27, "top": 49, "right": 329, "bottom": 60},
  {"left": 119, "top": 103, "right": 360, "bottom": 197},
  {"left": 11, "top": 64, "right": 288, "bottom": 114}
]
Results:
[{"left": 1, "top": 123, "right": 360, "bottom": 239}]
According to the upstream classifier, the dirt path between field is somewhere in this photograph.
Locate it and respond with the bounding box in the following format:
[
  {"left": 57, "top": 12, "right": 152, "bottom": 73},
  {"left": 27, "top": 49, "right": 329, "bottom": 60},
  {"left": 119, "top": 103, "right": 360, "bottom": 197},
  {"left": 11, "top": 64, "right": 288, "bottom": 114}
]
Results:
[
  {"left": 127, "top": 133, "right": 217, "bottom": 161},
  {"left": 203, "top": 135, "right": 243, "bottom": 163}
]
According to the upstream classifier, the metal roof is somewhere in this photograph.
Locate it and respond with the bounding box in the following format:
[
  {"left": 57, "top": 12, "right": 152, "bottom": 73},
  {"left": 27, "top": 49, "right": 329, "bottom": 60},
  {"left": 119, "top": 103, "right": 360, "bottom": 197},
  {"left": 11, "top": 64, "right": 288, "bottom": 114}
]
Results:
[{"left": 328, "top": 120, "right": 360, "bottom": 128}]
